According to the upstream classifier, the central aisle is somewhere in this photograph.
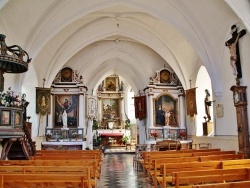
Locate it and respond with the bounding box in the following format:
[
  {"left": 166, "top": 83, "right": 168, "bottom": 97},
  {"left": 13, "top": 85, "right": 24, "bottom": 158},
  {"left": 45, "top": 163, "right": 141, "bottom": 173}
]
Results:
[{"left": 96, "top": 153, "right": 151, "bottom": 188}]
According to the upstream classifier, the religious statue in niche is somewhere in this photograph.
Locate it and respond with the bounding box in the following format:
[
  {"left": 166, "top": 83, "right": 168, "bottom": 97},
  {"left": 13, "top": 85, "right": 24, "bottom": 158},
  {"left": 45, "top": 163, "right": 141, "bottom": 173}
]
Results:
[{"left": 225, "top": 25, "right": 246, "bottom": 85}]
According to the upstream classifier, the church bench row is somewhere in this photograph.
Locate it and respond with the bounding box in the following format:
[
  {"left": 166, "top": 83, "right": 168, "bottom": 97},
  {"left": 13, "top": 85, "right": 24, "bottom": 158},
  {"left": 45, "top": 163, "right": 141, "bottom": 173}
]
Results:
[
  {"left": 157, "top": 159, "right": 250, "bottom": 188},
  {"left": 192, "top": 180, "right": 250, "bottom": 188},
  {"left": 35, "top": 149, "right": 102, "bottom": 155},
  {"left": 33, "top": 150, "right": 102, "bottom": 159},
  {"left": 148, "top": 154, "right": 243, "bottom": 187},
  {"left": 0, "top": 159, "right": 101, "bottom": 179},
  {"left": 140, "top": 148, "right": 221, "bottom": 174},
  {"left": 0, "top": 173, "right": 92, "bottom": 188},
  {"left": 172, "top": 168, "right": 250, "bottom": 188},
  {"left": 141, "top": 150, "right": 235, "bottom": 176},
  {"left": 140, "top": 148, "right": 221, "bottom": 167}
]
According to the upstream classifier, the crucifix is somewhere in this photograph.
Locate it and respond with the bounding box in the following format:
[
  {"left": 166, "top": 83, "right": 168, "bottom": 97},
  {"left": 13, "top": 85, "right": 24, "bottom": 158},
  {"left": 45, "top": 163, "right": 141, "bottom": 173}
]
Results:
[{"left": 225, "top": 25, "right": 246, "bottom": 85}]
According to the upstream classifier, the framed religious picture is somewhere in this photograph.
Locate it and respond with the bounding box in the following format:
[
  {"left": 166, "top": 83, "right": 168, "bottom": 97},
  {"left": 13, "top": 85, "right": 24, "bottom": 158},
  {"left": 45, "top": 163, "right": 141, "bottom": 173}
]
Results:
[
  {"left": 36, "top": 87, "right": 51, "bottom": 115},
  {"left": 1, "top": 110, "right": 11, "bottom": 126},
  {"left": 102, "top": 98, "right": 119, "bottom": 120},
  {"left": 54, "top": 94, "right": 79, "bottom": 127},
  {"left": 14, "top": 111, "right": 22, "bottom": 127},
  {"left": 105, "top": 77, "right": 116, "bottom": 91},
  {"left": 154, "top": 94, "right": 178, "bottom": 127}
]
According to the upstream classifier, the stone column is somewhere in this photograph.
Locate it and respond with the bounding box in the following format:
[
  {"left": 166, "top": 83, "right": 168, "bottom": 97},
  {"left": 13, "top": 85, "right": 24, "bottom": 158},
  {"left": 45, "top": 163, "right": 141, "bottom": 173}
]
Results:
[
  {"left": 178, "top": 88, "right": 186, "bottom": 129},
  {"left": 78, "top": 93, "right": 84, "bottom": 128},
  {"left": 147, "top": 89, "right": 154, "bottom": 128}
]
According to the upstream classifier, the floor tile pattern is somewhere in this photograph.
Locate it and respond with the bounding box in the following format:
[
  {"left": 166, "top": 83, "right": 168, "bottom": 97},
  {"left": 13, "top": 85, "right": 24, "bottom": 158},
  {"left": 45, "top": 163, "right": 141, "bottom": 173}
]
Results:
[{"left": 96, "top": 153, "right": 151, "bottom": 188}]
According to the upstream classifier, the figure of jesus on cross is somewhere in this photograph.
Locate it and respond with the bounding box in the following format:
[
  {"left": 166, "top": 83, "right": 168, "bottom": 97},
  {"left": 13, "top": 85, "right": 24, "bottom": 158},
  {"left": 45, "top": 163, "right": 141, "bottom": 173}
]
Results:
[{"left": 225, "top": 25, "right": 246, "bottom": 85}]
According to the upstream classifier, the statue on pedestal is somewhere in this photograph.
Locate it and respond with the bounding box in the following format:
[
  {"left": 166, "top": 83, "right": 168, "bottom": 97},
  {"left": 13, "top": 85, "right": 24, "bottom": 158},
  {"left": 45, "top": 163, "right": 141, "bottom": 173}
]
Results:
[{"left": 62, "top": 110, "right": 67, "bottom": 128}]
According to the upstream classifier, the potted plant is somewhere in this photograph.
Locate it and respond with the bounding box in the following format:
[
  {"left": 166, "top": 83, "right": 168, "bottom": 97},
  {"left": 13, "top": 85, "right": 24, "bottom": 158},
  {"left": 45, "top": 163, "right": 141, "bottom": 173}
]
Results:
[
  {"left": 93, "top": 119, "right": 98, "bottom": 130},
  {"left": 59, "top": 135, "right": 64, "bottom": 142},
  {"left": 125, "top": 119, "right": 131, "bottom": 129},
  {"left": 122, "top": 136, "right": 129, "bottom": 145}
]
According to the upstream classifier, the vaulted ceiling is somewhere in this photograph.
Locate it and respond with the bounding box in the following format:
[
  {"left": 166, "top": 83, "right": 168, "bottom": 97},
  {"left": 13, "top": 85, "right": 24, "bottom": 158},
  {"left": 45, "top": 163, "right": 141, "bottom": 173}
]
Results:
[{"left": 0, "top": 0, "right": 248, "bottom": 94}]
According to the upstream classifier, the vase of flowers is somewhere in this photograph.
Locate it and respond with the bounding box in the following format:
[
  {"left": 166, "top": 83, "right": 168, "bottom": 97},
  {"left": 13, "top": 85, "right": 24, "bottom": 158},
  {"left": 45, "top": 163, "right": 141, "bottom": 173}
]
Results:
[
  {"left": 180, "top": 131, "right": 186, "bottom": 140},
  {"left": 151, "top": 132, "right": 158, "bottom": 140},
  {"left": 72, "top": 131, "right": 78, "bottom": 141},
  {"left": 45, "top": 133, "right": 52, "bottom": 142}
]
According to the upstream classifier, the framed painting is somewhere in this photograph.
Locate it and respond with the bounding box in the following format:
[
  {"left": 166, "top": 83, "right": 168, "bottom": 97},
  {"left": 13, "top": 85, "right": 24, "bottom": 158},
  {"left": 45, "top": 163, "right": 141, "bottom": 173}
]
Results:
[
  {"left": 36, "top": 87, "right": 51, "bottom": 115},
  {"left": 105, "top": 77, "right": 116, "bottom": 91},
  {"left": 154, "top": 94, "right": 178, "bottom": 127},
  {"left": 14, "top": 111, "right": 22, "bottom": 127},
  {"left": 54, "top": 94, "right": 78, "bottom": 127},
  {"left": 102, "top": 98, "right": 119, "bottom": 120},
  {"left": 1, "top": 110, "right": 11, "bottom": 126}
]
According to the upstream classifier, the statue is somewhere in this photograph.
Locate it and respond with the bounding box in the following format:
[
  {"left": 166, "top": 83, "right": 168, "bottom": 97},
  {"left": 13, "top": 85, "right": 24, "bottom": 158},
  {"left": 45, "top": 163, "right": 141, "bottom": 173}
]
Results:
[
  {"left": 204, "top": 89, "right": 213, "bottom": 122},
  {"left": 62, "top": 110, "right": 67, "bottom": 128}
]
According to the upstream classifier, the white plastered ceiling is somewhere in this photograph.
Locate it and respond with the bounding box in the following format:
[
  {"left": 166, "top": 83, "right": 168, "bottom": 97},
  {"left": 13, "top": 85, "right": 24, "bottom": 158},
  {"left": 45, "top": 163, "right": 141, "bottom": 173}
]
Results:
[{"left": 1, "top": 0, "right": 247, "bottom": 93}]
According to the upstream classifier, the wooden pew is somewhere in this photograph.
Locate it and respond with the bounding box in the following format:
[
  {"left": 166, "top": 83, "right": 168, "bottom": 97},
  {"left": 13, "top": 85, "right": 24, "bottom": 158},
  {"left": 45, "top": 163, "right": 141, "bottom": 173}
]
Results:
[
  {"left": 35, "top": 149, "right": 102, "bottom": 155},
  {"left": 222, "top": 158, "right": 250, "bottom": 169},
  {"left": 140, "top": 149, "right": 220, "bottom": 172},
  {"left": 0, "top": 165, "right": 96, "bottom": 187},
  {"left": 141, "top": 149, "right": 231, "bottom": 176},
  {"left": 199, "top": 153, "right": 244, "bottom": 161},
  {"left": 149, "top": 157, "right": 201, "bottom": 187},
  {"left": 172, "top": 168, "right": 250, "bottom": 188},
  {"left": 0, "top": 173, "right": 91, "bottom": 188},
  {"left": 0, "top": 159, "right": 101, "bottom": 179},
  {"left": 192, "top": 150, "right": 235, "bottom": 156},
  {"left": 192, "top": 180, "right": 250, "bottom": 188},
  {"left": 155, "top": 158, "right": 249, "bottom": 188},
  {"left": 158, "top": 161, "right": 223, "bottom": 188},
  {"left": 146, "top": 154, "right": 200, "bottom": 178}
]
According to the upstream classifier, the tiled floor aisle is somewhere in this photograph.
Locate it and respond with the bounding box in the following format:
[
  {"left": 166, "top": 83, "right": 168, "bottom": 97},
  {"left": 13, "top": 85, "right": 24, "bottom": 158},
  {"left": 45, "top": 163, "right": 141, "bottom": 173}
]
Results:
[{"left": 96, "top": 153, "right": 151, "bottom": 188}]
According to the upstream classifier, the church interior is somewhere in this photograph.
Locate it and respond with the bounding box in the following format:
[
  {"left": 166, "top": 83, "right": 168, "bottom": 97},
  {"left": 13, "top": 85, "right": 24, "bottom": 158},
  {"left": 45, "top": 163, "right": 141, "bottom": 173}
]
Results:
[{"left": 1, "top": 1, "right": 250, "bottom": 187}]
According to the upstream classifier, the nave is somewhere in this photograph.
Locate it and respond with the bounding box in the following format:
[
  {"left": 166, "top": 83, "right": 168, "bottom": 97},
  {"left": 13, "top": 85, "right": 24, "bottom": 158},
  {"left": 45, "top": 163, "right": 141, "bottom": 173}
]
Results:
[{"left": 97, "top": 153, "right": 150, "bottom": 188}]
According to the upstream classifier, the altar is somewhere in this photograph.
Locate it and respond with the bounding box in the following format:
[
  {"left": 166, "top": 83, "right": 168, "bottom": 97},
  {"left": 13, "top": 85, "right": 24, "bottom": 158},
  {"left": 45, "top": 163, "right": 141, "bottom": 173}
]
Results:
[{"left": 41, "top": 141, "right": 86, "bottom": 150}]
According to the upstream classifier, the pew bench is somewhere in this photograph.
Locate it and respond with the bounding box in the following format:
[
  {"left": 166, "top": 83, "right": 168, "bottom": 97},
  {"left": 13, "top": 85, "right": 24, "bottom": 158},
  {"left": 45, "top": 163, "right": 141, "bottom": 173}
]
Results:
[
  {"left": 0, "top": 159, "right": 101, "bottom": 179},
  {"left": 192, "top": 180, "right": 250, "bottom": 188},
  {"left": 171, "top": 168, "right": 250, "bottom": 188},
  {"left": 0, "top": 165, "right": 96, "bottom": 187},
  {"left": 157, "top": 161, "right": 223, "bottom": 188},
  {"left": 0, "top": 173, "right": 92, "bottom": 188}
]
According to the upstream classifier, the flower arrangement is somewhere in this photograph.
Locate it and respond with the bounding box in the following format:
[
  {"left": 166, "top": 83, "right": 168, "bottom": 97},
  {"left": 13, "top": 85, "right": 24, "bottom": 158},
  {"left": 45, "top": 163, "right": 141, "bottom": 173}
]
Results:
[
  {"left": 151, "top": 132, "right": 158, "bottom": 140},
  {"left": 180, "top": 131, "right": 186, "bottom": 138},
  {"left": 45, "top": 132, "right": 52, "bottom": 137},
  {"left": 45, "top": 132, "right": 52, "bottom": 141},
  {"left": 108, "top": 137, "right": 114, "bottom": 143},
  {"left": 72, "top": 131, "right": 78, "bottom": 138},
  {"left": 0, "top": 87, "right": 28, "bottom": 107}
]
